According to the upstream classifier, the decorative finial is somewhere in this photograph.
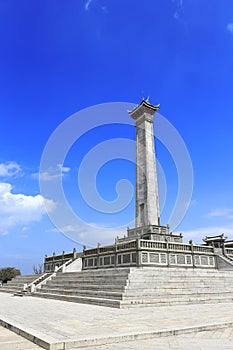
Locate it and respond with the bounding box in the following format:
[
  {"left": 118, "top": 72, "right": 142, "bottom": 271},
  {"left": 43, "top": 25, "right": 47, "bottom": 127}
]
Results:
[{"left": 146, "top": 96, "right": 150, "bottom": 102}]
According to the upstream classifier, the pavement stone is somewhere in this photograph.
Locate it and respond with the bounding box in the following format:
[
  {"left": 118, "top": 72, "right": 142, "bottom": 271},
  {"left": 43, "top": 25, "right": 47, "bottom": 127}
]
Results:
[
  {"left": 0, "top": 325, "right": 42, "bottom": 350},
  {"left": 0, "top": 292, "right": 233, "bottom": 349},
  {"left": 72, "top": 328, "right": 233, "bottom": 350}
]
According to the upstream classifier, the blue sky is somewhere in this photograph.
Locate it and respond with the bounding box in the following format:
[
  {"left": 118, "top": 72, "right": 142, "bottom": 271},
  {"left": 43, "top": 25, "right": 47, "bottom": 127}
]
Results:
[{"left": 0, "top": 0, "right": 233, "bottom": 274}]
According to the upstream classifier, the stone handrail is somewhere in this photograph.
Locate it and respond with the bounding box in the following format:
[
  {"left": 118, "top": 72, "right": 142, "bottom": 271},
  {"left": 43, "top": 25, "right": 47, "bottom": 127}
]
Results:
[
  {"left": 140, "top": 240, "right": 167, "bottom": 249},
  {"left": 84, "top": 241, "right": 137, "bottom": 256},
  {"left": 26, "top": 273, "right": 49, "bottom": 291},
  {"left": 139, "top": 239, "right": 214, "bottom": 254},
  {"left": 168, "top": 242, "right": 191, "bottom": 251},
  {"left": 84, "top": 248, "right": 98, "bottom": 256},
  {"left": 99, "top": 246, "right": 115, "bottom": 253},
  {"left": 34, "top": 259, "right": 73, "bottom": 291},
  {"left": 219, "top": 253, "right": 233, "bottom": 265},
  {"left": 84, "top": 239, "right": 216, "bottom": 257},
  {"left": 193, "top": 245, "right": 214, "bottom": 253},
  {"left": 83, "top": 238, "right": 217, "bottom": 265},
  {"left": 45, "top": 252, "right": 74, "bottom": 262},
  {"left": 116, "top": 240, "right": 137, "bottom": 250}
]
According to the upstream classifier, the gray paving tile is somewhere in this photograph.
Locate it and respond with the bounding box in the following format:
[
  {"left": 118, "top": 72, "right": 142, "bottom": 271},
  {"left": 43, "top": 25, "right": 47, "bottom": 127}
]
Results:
[
  {"left": 0, "top": 326, "right": 42, "bottom": 349},
  {"left": 1, "top": 292, "right": 233, "bottom": 349}
]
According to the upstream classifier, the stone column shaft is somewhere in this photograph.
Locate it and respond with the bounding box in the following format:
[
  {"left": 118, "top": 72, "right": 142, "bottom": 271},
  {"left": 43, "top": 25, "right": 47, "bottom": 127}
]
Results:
[{"left": 129, "top": 99, "right": 160, "bottom": 227}]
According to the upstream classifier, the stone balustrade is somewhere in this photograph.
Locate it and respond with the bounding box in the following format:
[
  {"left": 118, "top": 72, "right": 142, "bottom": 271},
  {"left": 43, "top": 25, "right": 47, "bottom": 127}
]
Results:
[
  {"left": 82, "top": 239, "right": 216, "bottom": 270},
  {"left": 44, "top": 248, "right": 81, "bottom": 273}
]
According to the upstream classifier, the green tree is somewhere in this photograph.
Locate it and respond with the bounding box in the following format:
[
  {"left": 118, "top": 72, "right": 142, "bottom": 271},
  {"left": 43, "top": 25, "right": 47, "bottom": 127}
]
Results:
[{"left": 0, "top": 267, "right": 21, "bottom": 283}]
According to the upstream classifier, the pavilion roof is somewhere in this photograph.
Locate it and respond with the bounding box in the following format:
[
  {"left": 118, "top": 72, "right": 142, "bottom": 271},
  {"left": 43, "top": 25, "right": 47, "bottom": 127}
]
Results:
[{"left": 128, "top": 99, "right": 160, "bottom": 120}]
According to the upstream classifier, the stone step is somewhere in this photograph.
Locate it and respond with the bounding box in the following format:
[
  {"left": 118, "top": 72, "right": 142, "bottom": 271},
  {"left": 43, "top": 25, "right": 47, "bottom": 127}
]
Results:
[
  {"left": 128, "top": 276, "right": 233, "bottom": 281},
  {"left": 46, "top": 276, "right": 128, "bottom": 283},
  {"left": 44, "top": 281, "right": 127, "bottom": 289},
  {"left": 1, "top": 274, "right": 44, "bottom": 294},
  {"left": 123, "top": 290, "right": 233, "bottom": 299},
  {"left": 129, "top": 269, "right": 233, "bottom": 276},
  {"left": 6, "top": 279, "right": 34, "bottom": 284},
  {"left": 33, "top": 292, "right": 121, "bottom": 308},
  {"left": 59, "top": 274, "right": 129, "bottom": 280},
  {"left": 37, "top": 288, "right": 124, "bottom": 300},
  {"left": 125, "top": 286, "right": 233, "bottom": 293},
  {"left": 13, "top": 275, "right": 43, "bottom": 281},
  {"left": 128, "top": 280, "right": 233, "bottom": 286},
  {"left": 127, "top": 281, "right": 233, "bottom": 288},
  {"left": 15, "top": 274, "right": 41, "bottom": 278},
  {"left": 121, "top": 296, "right": 233, "bottom": 308},
  {"left": 62, "top": 268, "right": 130, "bottom": 277},
  {"left": 128, "top": 273, "right": 233, "bottom": 279},
  {"left": 3, "top": 283, "right": 30, "bottom": 288},
  {"left": 0, "top": 288, "right": 18, "bottom": 293},
  {"left": 2, "top": 280, "right": 36, "bottom": 285},
  {"left": 3, "top": 275, "right": 43, "bottom": 284},
  {"left": 1, "top": 284, "right": 27, "bottom": 290},
  {"left": 39, "top": 283, "right": 126, "bottom": 291},
  {"left": 2, "top": 283, "right": 25, "bottom": 288}
]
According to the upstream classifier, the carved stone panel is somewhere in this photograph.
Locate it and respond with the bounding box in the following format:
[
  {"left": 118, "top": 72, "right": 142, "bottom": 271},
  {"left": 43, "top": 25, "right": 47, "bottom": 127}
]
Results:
[
  {"left": 142, "top": 252, "right": 148, "bottom": 263},
  {"left": 149, "top": 253, "right": 159, "bottom": 263}
]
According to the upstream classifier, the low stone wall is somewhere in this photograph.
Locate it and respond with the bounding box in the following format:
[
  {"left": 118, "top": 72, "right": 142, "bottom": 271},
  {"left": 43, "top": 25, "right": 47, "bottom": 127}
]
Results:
[
  {"left": 82, "top": 239, "right": 216, "bottom": 270},
  {"left": 44, "top": 249, "right": 78, "bottom": 273}
]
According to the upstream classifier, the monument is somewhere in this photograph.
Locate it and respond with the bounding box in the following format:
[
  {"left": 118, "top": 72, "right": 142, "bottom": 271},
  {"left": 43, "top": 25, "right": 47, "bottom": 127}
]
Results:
[
  {"left": 43, "top": 99, "right": 233, "bottom": 272},
  {"left": 3, "top": 99, "right": 233, "bottom": 309}
]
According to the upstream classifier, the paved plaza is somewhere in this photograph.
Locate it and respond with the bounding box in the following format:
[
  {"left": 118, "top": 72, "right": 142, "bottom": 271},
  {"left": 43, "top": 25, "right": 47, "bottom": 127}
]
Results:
[
  {"left": 0, "top": 326, "right": 42, "bottom": 350},
  {"left": 0, "top": 292, "right": 233, "bottom": 349},
  {"left": 82, "top": 328, "right": 233, "bottom": 350},
  {"left": 1, "top": 325, "right": 233, "bottom": 350}
]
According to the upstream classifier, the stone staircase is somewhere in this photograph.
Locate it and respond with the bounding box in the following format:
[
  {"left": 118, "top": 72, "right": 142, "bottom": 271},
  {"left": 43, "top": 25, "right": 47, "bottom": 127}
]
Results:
[
  {"left": 0, "top": 274, "right": 44, "bottom": 294},
  {"left": 122, "top": 267, "right": 233, "bottom": 307},
  {"left": 33, "top": 268, "right": 130, "bottom": 308},
  {"left": 32, "top": 267, "right": 233, "bottom": 308}
]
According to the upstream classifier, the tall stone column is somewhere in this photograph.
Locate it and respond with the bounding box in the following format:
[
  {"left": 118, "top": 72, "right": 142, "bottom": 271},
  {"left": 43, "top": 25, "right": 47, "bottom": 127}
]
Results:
[{"left": 129, "top": 99, "right": 160, "bottom": 227}]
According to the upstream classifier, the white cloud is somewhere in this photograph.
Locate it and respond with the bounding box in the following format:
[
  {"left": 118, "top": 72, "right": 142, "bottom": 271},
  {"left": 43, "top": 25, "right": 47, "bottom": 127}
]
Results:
[
  {"left": 175, "top": 225, "right": 233, "bottom": 243},
  {"left": 47, "top": 223, "right": 125, "bottom": 247},
  {"left": 227, "top": 23, "right": 233, "bottom": 34},
  {"left": 206, "top": 208, "right": 233, "bottom": 219},
  {"left": 0, "top": 182, "right": 55, "bottom": 235},
  {"left": 57, "top": 164, "right": 70, "bottom": 173},
  {"left": 32, "top": 164, "right": 71, "bottom": 182},
  {"left": 0, "top": 162, "right": 21, "bottom": 177}
]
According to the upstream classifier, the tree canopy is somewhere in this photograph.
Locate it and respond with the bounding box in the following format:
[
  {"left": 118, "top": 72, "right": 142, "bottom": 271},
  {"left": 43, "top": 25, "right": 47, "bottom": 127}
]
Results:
[{"left": 0, "top": 267, "right": 21, "bottom": 283}]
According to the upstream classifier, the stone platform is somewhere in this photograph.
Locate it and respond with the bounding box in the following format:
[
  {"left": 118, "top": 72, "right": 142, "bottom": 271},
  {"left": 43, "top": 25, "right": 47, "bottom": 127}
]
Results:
[
  {"left": 1, "top": 292, "right": 233, "bottom": 350},
  {"left": 31, "top": 267, "right": 233, "bottom": 308}
]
